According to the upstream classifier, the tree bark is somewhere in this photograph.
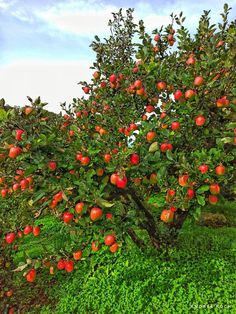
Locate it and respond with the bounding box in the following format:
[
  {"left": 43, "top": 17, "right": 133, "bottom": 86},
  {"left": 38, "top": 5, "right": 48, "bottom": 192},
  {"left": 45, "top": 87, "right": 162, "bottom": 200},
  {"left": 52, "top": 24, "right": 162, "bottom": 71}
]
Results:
[
  {"left": 124, "top": 187, "right": 161, "bottom": 249},
  {"left": 127, "top": 228, "right": 146, "bottom": 250}
]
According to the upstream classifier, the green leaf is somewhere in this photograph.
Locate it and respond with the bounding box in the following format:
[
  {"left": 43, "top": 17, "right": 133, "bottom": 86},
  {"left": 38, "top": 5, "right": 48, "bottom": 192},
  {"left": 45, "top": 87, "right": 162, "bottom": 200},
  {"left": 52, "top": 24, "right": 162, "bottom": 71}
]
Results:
[
  {"left": 197, "top": 195, "right": 206, "bottom": 206},
  {"left": 166, "top": 150, "right": 174, "bottom": 161},
  {"left": 149, "top": 142, "right": 158, "bottom": 152},
  {"left": 36, "top": 134, "right": 47, "bottom": 145},
  {"left": 62, "top": 191, "right": 68, "bottom": 202},
  {"left": 96, "top": 198, "right": 115, "bottom": 208},
  {"left": 0, "top": 108, "right": 7, "bottom": 121},
  {"left": 24, "top": 166, "right": 38, "bottom": 177},
  {"left": 0, "top": 98, "right": 5, "bottom": 106},
  {"left": 197, "top": 185, "right": 209, "bottom": 194},
  {"left": 34, "top": 260, "right": 41, "bottom": 269},
  {"left": 193, "top": 207, "right": 202, "bottom": 220},
  {"left": 32, "top": 192, "right": 46, "bottom": 204},
  {"left": 142, "top": 46, "right": 148, "bottom": 56},
  {"left": 220, "top": 137, "right": 233, "bottom": 144}
]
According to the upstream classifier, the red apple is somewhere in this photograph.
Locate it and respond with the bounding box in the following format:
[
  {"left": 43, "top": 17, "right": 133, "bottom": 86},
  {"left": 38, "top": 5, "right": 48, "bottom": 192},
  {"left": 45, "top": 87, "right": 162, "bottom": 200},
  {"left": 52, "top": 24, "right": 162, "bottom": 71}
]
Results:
[
  {"left": 193, "top": 76, "right": 204, "bottom": 86},
  {"left": 63, "top": 212, "right": 73, "bottom": 223},
  {"left": 208, "top": 194, "right": 218, "bottom": 205},
  {"left": 215, "top": 165, "right": 225, "bottom": 175},
  {"left": 100, "top": 81, "right": 106, "bottom": 88},
  {"left": 90, "top": 207, "right": 103, "bottom": 221},
  {"left": 17, "top": 231, "right": 23, "bottom": 238},
  {"left": 185, "top": 90, "right": 196, "bottom": 99},
  {"left": 9, "top": 146, "right": 22, "bottom": 159},
  {"left": 146, "top": 105, "right": 154, "bottom": 113},
  {"left": 134, "top": 80, "right": 142, "bottom": 89},
  {"left": 195, "top": 115, "right": 205, "bottom": 126},
  {"left": 116, "top": 175, "right": 128, "bottom": 189},
  {"left": 92, "top": 241, "right": 100, "bottom": 252},
  {"left": 15, "top": 129, "right": 24, "bottom": 141},
  {"left": 13, "top": 183, "right": 20, "bottom": 192},
  {"left": 187, "top": 188, "right": 195, "bottom": 200},
  {"left": 160, "top": 209, "right": 174, "bottom": 223},
  {"left": 166, "top": 189, "right": 175, "bottom": 202},
  {"left": 198, "top": 164, "right": 209, "bottom": 174},
  {"left": 104, "top": 154, "right": 111, "bottom": 163},
  {"left": 48, "top": 161, "right": 57, "bottom": 171},
  {"left": 146, "top": 131, "right": 156, "bottom": 142},
  {"left": 23, "top": 225, "right": 33, "bottom": 235},
  {"left": 130, "top": 123, "right": 137, "bottom": 131},
  {"left": 110, "top": 173, "right": 118, "bottom": 185},
  {"left": 5, "top": 232, "right": 15, "bottom": 244},
  {"left": 26, "top": 269, "right": 36, "bottom": 282},
  {"left": 186, "top": 56, "right": 196, "bottom": 65},
  {"left": 216, "top": 40, "right": 224, "bottom": 48},
  {"left": 1, "top": 188, "right": 8, "bottom": 198},
  {"left": 65, "top": 260, "right": 74, "bottom": 272},
  {"left": 216, "top": 96, "right": 229, "bottom": 108},
  {"left": 179, "top": 175, "right": 189, "bottom": 187},
  {"left": 26, "top": 176, "right": 33, "bottom": 185},
  {"left": 210, "top": 183, "right": 220, "bottom": 195},
  {"left": 130, "top": 153, "right": 140, "bottom": 165},
  {"left": 73, "top": 250, "right": 82, "bottom": 261},
  {"left": 156, "top": 81, "right": 166, "bottom": 91},
  {"left": 33, "top": 226, "right": 40, "bottom": 236},
  {"left": 110, "top": 242, "right": 119, "bottom": 253},
  {"left": 109, "top": 74, "right": 117, "bottom": 83},
  {"left": 20, "top": 179, "right": 29, "bottom": 190},
  {"left": 76, "top": 153, "right": 83, "bottom": 161},
  {"left": 104, "top": 234, "right": 116, "bottom": 246},
  {"left": 160, "top": 112, "right": 167, "bottom": 119},
  {"left": 106, "top": 213, "right": 113, "bottom": 220},
  {"left": 174, "top": 90, "right": 183, "bottom": 101},
  {"left": 82, "top": 86, "right": 90, "bottom": 94},
  {"left": 57, "top": 259, "right": 66, "bottom": 270},
  {"left": 171, "top": 121, "right": 180, "bottom": 130},
  {"left": 25, "top": 107, "right": 33, "bottom": 115},
  {"left": 160, "top": 143, "right": 172, "bottom": 152},
  {"left": 80, "top": 156, "right": 90, "bottom": 166},
  {"left": 54, "top": 191, "right": 63, "bottom": 203},
  {"left": 75, "top": 202, "right": 84, "bottom": 214}
]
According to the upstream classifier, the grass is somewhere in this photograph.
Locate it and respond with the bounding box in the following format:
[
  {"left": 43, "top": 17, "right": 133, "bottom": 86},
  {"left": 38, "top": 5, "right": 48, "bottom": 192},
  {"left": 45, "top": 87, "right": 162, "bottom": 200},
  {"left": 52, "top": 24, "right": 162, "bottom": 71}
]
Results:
[{"left": 1, "top": 201, "right": 236, "bottom": 314}]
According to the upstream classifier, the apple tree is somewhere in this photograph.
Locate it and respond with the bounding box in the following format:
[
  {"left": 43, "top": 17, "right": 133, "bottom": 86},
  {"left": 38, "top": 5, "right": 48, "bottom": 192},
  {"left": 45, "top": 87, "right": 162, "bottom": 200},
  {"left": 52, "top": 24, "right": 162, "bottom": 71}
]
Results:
[{"left": 0, "top": 4, "right": 235, "bottom": 282}]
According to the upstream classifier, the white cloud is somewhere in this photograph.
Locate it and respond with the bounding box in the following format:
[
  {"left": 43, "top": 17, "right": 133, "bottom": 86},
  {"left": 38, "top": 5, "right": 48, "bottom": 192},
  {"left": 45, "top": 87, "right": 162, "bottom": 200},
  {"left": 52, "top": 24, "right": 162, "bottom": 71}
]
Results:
[
  {"left": 11, "top": 8, "right": 34, "bottom": 23},
  {"left": 0, "top": 0, "right": 15, "bottom": 11},
  {"left": 134, "top": 0, "right": 236, "bottom": 34},
  {"left": 0, "top": 60, "right": 92, "bottom": 113},
  {"left": 0, "top": 0, "right": 34, "bottom": 23},
  {"left": 37, "top": 0, "right": 121, "bottom": 37},
  {"left": 35, "top": 0, "right": 236, "bottom": 40}
]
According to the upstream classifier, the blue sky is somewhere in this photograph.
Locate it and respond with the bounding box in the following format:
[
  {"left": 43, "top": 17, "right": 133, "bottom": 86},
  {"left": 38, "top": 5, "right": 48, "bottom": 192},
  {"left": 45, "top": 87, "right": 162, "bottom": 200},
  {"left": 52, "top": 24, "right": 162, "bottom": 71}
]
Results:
[{"left": 0, "top": 0, "right": 235, "bottom": 112}]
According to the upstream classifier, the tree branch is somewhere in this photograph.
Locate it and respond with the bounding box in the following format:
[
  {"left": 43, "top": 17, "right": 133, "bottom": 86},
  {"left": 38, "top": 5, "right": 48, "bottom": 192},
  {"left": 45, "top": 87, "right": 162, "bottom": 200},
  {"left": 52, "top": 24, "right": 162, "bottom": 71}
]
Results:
[
  {"left": 122, "top": 186, "right": 161, "bottom": 249},
  {"left": 127, "top": 228, "right": 146, "bottom": 250}
]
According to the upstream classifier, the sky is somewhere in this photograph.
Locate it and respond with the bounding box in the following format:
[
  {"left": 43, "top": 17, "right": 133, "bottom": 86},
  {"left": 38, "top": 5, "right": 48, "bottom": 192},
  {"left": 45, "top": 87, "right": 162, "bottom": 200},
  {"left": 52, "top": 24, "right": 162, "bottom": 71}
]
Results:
[{"left": 0, "top": 0, "right": 235, "bottom": 113}]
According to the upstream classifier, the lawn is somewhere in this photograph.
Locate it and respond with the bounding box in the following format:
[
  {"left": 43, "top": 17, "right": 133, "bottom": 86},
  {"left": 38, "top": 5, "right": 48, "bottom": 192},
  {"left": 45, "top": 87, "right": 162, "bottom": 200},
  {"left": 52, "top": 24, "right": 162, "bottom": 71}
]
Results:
[{"left": 1, "top": 201, "right": 235, "bottom": 314}]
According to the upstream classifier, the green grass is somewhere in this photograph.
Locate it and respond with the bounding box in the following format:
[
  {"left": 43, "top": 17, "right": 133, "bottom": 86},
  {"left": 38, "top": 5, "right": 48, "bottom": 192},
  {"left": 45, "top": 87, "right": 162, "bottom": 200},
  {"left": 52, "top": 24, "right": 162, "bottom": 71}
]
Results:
[
  {"left": 37, "top": 202, "right": 236, "bottom": 314},
  {"left": 202, "top": 199, "right": 236, "bottom": 225},
  {"left": 2, "top": 201, "right": 236, "bottom": 314}
]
